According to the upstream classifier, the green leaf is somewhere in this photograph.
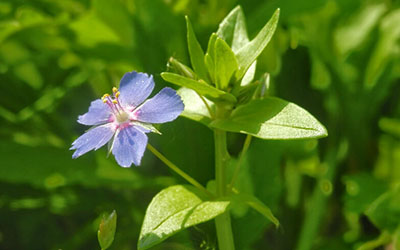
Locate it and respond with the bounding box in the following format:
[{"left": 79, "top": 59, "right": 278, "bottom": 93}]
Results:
[
  {"left": 167, "top": 57, "right": 196, "bottom": 79},
  {"left": 138, "top": 185, "right": 230, "bottom": 250},
  {"left": 98, "top": 210, "right": 117, "bottom": 250},
  {"left": 241, "top": 61, "right": 257, "bottom": 86},
  {"left": 236, "top": 8, "right": 280, "bottom": 79},
  {"left": 161, "top": 72, "right": 237, "bottom": 103},
  {"left": 214, "top": 37, "right": 238, "bottom": 90},
  {"left": 205, "top": 33, "right": 218, "bottom": 82},
  {"left": 210, "top": 97, "right": 327, "bottom": 140},
  {"left": 365, "top": 187, "right": 400, "bottom": 232},
  {"left": 232, "top": 193, "right": 279, "bottom": 227},
  {"left": 216, "top": 5, "right": 249, "bottom": 53},
  {"left": 177, "top": 87, "right": 214, "bottom": 126},
  {"left": 185, "top": 16, "right": 210, "bottom": 82}
]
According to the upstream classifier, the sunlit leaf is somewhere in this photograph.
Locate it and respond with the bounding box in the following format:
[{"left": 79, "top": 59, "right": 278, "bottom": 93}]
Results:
[
  {"left": 177, "top": 87, "right": 214, "bottom": 126},
  {"left": 235, "top": 9, "right": 280, "bottom": 78},
  {"left": 161, "top": 72, "right": 237, "bottom": 103},
  {"left": 214, "top": 37, "right": 238, "bottom": 90},
  {"left": 210, "top": 97, "right": 327, "bottom": 139},
  {"left": 138, "top": 185, "right": 230, "bottom": 250},
  {"left": 185, "top": 16, "right": 209, "bottom": 82},
  {"left": 216, "top": 5, "right": 249, "bottom": 53}
]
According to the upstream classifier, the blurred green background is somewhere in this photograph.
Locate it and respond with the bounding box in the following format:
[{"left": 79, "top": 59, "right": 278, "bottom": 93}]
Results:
[{"left": 1, "top": 0, "right": 400, "bottom": 249}]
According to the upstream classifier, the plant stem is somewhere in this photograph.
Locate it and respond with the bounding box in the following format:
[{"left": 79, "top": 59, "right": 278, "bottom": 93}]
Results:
[
  {"left": 229, "top": 134, "right": 252, "bottom": 188},
  {"left": 214, "top": 128, "right": 235, "bottom": 250},
  {"left": 147, "top": 143, "right": 213, "bottom": 197}
]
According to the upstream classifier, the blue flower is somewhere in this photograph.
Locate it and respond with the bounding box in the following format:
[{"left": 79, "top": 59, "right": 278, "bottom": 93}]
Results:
[{"left": 70, "top": 71, "right": 184, "bottom": 167}]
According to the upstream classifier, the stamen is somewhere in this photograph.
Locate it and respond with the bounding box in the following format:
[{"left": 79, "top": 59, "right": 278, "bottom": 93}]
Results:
[{"left": 112, "top": 87, "right": 118, "bottom": 93}]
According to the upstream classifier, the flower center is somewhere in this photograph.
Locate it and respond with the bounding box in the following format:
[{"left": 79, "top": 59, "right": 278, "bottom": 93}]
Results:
[{"left": 102, "top": 87, "right": 130, "bottom": 124}]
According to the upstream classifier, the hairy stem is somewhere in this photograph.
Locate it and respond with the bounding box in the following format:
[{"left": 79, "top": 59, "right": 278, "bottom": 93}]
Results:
[{"left": 214, "top": 104, "right": 235, "bottom": 250}]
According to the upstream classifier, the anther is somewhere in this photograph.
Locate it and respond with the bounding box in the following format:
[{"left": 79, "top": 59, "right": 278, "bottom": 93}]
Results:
[
  {"left": 112, "top": 87, "right": 118, "bottom": 93},
  {"left": 115, "top": 91, "right": 120, "bottom": 98},
  {"left": 112, "top": 100, "right": 118, "bottom": 104}
]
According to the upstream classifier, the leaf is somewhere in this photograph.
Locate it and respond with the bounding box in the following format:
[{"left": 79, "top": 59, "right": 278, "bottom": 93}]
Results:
[
  {"left": 185, "top": 16, "right": 210, "bottom": 82},
  {"left": 138, "top": 185, "right": 230, "bottom": 250},
  {"left": 365, "top": 187, "right": 400, "bottom": 232},
  {"left": 177, "top": 87, "right": 214, "bottom": 126},
  {"left": 161, "top": 72, "right": 237, "bottom": 103},
  {"left": 216, "top": 5, "right": 249, "bottom": 53},
  {"left": 167, "top": 57, "right": 196, "bottom": 79},
  {"left": 232, "top": 193, "right": 279, "bottom": 227},
  {"left": 214, "top": 37, "right": 238, "bottom": 90},
  {"left": 241, "top": 61, "right": 257, "bottom": 86},
  {"left": 98, "top": 210, "right": 117, "bottom": 250},
  {"left": 210, "top": 97, "right": 327, "bottom": 140},
  {"left": 205, "top": 33, "right": 218, "bottom": 82},
  {"left": 235, "top": 9, "right": 280, "bottom": 79}
]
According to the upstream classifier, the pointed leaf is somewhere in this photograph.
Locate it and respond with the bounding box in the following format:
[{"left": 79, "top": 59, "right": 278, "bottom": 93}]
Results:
[
  {"left": 185, "top": 16, "right": 210, "bottom": 82},
  {"left": 98, "top": 210, "right": 117, "bottom": 250},
  {"left": 236, "top": 9, "right": 280, "bottom": 78},
  {"left": 161, "top": 72, "right": 237, "bottom": 103},
  {"left": 210, "top": 97, "right": 327, "bottom": 140},
  {"left": 177, "top": 87, "right": 214, "bottom": 126},
  {"left": 215, "top": 37, "right": 238, "bottom": 90},
  {"left": 216, "top": 5, "right": 249, "bottom": 53},
  {"left": 241, "top": 61, "right": 257, "bottom": 86},
  {"left": 167, "top": 57, "right": 196, "bottom": 79},
  {"left": 138, "top": 185, "right": 230, "bottom": 250},
  {"left": 232, "top": 193, "right": 279, "bottom": 227},
  {"left": 205, "top": 33, "right": 218, "bottom": 82}
]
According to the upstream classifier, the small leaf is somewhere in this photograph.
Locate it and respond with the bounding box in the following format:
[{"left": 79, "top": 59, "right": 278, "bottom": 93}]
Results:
[
  {"left": 177, "top": 87, "right": 214, "bottom": 126},
  {"left": 185, "top": 16, "right": 210, "bottom": 82},
  {"left": 167, "top": 57, "right": 196, "bottom": 79},
  {"left": 98, "top": 210, "right": 117, "bottom": 250},
  {"left": 138, "top": 185, "right": 230, "bottom": 250},
  {"left": 214, "top": 37, "right": 238, "bottom": 90},
  {"left": 210, "top": 97, "right": 327, "bottom": 140},
  {"left": 236, "top": 9, "right": 280, "bottom": 79},
  {"left": 216, "top": 5, "right": 249, "bottom": 53},
  {"left": 205, "top": 33, "right": 218, "bottom": 82},
  {"left": 161, "top": 72, "right": 237, "bottom": 103},
  {"left": 232, "top": 193, "right": 279, "bottom": 227},
  {"left": 241, "top": 61, "right": 257, "bottom": 86}
]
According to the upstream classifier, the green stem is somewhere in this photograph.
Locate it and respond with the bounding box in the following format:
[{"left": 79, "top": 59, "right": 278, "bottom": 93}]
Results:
[
  {"left": 147, "top": 143, "right": 213, "bottom": 197},
  {"left": 229, "top": 134, "right": 252, "bottom": 188},
  {"left": 214, "top": 127, "right": 235, "bottom": 250},
  {"left": 295, "top": 149, "right": 338, "bottom": 250}
]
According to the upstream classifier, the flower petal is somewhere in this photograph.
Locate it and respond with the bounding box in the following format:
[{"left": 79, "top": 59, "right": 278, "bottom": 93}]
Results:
[
  {"left": 70, "top": 124, "right": 115, "bottom": 158},
  {"left": 119, "top": 71, "right": 155, "bottom": 107},
  {"left": 78, "top": 99, "right": 112, "bottom": 126},
  {"left": 135, "top": 87, "right": 184, "bottom": 123},
  {"left": 112, "top": 126, "right": 148, "bottom": 167}
]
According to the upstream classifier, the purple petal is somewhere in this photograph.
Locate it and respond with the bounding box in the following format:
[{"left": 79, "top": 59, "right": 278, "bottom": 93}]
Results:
[
  {"left": 70, "top": 124, "right": 115, "bottom": 158},
  {"left": 135, "top": 87, "right": 184, "bottom": 123},
  {"left": 112, "top": 126, "right": 148, "bottom": 167},
  {"left": 119, "top": 71, "right": 155, "bottom": 107},
  {"left": 78, "top": 99, "right": 112, "bottom": 126}
]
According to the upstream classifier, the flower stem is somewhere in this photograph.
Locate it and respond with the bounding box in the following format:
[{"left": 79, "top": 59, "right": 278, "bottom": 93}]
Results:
[
  {"left": 214, "top": 127, "right": 235, "bottom": 250},
  {"left": 147, "top": 143, "right": 213, "bottom": 197}
]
